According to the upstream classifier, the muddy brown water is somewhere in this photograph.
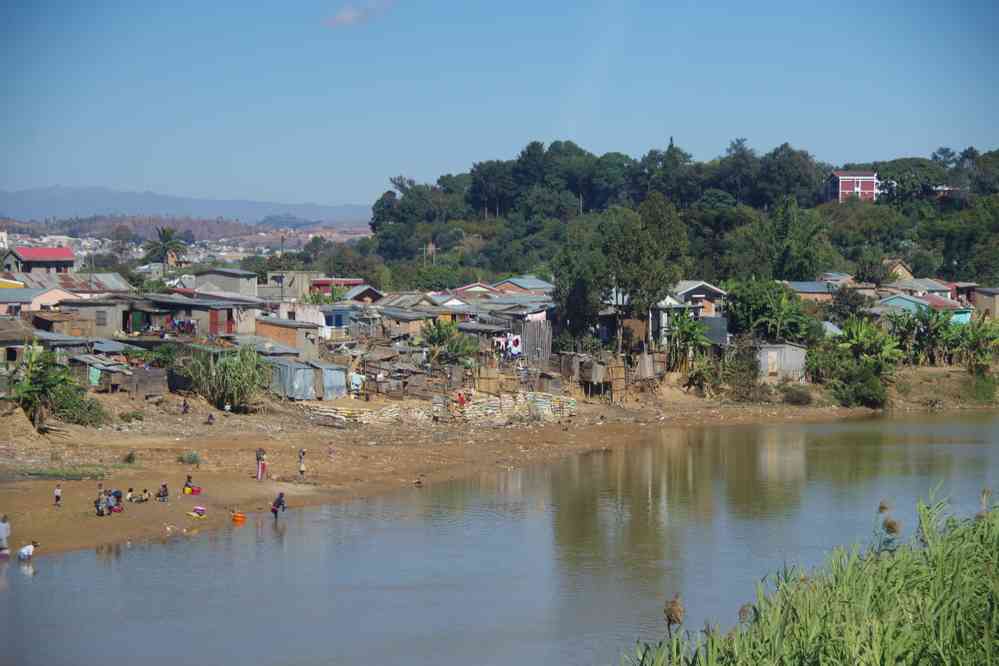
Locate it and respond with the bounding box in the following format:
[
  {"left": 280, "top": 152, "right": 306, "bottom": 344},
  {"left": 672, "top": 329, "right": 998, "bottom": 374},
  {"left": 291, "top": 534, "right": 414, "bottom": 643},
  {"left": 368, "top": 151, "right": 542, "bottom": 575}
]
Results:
[{"left": 3, "top": 412, "right": 998, "bottom": 665}]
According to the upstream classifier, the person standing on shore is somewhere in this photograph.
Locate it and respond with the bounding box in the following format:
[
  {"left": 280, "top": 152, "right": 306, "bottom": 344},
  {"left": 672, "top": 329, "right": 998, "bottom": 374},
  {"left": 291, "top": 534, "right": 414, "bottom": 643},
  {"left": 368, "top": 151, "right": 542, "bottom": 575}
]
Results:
[
  {"left": 271, "top": 492, "right": 286, "bottom": 520},
  {"left": 256, "top": 448, "right": 268, "bottom": 481},
  {"left": 53, "top": 483, "right": 62, "bottom": 508},
  {"left": 298, "top": 448, "right": 306, "bottom": 480},
  {"left": 0, "top": 515, "right": 10, "bottom": 551}
]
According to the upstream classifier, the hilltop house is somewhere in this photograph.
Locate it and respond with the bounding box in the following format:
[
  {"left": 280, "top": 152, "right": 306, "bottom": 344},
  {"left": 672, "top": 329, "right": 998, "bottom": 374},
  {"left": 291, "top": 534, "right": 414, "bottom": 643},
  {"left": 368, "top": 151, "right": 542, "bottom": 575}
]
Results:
[
  {"left": 784, "top": 281, "right": 838, "bottom": 303},
  {"left": 827, "top": 171, "right": 878, "bottom": 203},
  {"left": 882, "top": 259, "right": 914, "bottom": 282},
  {"left": 1, "top": 247, "right": 76, "bottom": 273}
]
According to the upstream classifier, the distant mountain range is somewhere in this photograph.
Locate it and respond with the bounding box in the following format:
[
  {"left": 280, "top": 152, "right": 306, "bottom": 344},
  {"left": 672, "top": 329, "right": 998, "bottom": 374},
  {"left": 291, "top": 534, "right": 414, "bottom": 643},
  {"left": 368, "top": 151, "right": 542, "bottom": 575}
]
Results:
[{"left": 0, "top": 186, "right": 370, "bottom": 227}]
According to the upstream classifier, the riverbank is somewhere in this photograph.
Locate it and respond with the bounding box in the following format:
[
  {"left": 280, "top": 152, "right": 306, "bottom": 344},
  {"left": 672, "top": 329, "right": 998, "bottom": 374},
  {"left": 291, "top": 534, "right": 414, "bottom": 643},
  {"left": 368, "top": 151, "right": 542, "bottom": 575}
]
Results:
[
  {"left": 627, "top": 498, "right": 999, "bottom": 665},
  {"left": 2, "top": 365, "right": 994, "bottom": 557},
  {"left": 1, "top": 391, "right": 875, "bottom": 555}
]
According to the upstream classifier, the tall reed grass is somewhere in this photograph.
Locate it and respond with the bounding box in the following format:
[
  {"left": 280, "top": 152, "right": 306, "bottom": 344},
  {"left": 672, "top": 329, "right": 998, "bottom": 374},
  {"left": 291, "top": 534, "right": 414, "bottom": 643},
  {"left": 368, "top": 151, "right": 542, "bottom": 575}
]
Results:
[{"left": 626, "top": 496, "right": 998, "bottom": 665}]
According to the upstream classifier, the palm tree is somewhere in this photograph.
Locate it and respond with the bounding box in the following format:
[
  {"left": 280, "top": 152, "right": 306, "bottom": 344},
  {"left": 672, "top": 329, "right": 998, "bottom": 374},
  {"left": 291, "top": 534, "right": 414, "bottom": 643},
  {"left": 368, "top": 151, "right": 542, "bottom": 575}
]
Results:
[
  {"left": 838, "top": 317, "right": 902, "bottom": 377},
  {"left": 420, "top": 320, "right": 477, "bottom": 366},
  {"left": 914, "top": 308, "right": 953, "bottom": 366},
  {"left": 665, "top": 310, "right": 711, "bottom": 372},
  {"left": 753, "top": 289, "right": 809, "bottom": 342},
  {"left": 143, "top": 226, "right": 188, "bottom": 263},
  {"left": 883, "top": 311, "right": 918, "bottom": 365},
  {"left": 958, "top": 314, "right": 999, "bottom": 377}
]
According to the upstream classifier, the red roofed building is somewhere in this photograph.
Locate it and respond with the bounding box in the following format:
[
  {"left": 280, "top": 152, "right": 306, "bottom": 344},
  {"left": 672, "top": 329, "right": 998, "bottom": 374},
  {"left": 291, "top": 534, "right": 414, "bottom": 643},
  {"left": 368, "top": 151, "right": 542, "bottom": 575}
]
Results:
[
  {"left": 1, "top": 246, "right": 76, "bottom": 274},
  {"left": 828, "top": 171, "right": 879, "bottom": 203},
  {"left": 310, "top": 277, "right": 365, "bottom": 296}
]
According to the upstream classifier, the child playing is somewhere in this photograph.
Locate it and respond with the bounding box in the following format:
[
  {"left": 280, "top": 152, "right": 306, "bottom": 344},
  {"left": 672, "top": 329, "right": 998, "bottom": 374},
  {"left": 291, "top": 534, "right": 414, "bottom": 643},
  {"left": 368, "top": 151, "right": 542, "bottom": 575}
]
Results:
[{"left": 53, "top": 484, "right": 62, "bottom": 508}]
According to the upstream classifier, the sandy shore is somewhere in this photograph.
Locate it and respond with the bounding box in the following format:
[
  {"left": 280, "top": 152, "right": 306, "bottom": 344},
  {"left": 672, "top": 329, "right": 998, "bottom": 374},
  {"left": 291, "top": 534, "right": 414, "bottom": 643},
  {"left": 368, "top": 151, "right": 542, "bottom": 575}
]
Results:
[{"left": 0, "top": 389, "right": 878, "bottom": 557}]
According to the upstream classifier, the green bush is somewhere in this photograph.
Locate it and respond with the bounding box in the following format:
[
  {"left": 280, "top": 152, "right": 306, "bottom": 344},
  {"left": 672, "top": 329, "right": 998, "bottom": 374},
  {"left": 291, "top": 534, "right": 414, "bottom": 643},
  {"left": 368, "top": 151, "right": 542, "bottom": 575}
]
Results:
[
  {"left": 828, "top": 361, "right": 888, "bottom": 408},
  {"left": 177, "top": 451, "right": 201, "bottom": 465},
  {"left": 122, "top": 450, "right": 137, "bottom": 464},
  {"left": 963, "top": 374, "right": 997, "bottom": 404},
  {"left": 120, "top": 410, "right": 145, "bottom": 423},
  {"left": 780, "top": 384, "right": 812, "bottom": 406},
  {"left": 722, "top": 336, "right": 770, "bottom": 403},
  {"left": 51, "top": 382, "right": 108, "bottom": 427},
  {"left": 627, "top": 497, "right": 999, "bottom": 666},
  {"left": 183, "top": 347, "right": 269, "bottom": 412}
]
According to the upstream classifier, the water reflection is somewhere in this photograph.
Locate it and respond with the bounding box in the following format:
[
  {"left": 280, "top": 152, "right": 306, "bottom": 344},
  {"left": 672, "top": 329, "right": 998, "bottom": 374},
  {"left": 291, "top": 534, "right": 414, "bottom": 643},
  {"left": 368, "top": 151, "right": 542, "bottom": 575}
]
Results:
[{"left": 2, "top": 413, "right": 997, "bottom": 666}]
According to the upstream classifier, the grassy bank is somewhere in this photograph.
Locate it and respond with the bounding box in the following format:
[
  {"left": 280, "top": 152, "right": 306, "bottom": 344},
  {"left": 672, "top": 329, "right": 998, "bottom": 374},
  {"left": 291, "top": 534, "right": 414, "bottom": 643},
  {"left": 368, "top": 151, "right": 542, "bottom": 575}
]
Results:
[{"left": 627, "top": 496, "right": 999, "bottom": 665}]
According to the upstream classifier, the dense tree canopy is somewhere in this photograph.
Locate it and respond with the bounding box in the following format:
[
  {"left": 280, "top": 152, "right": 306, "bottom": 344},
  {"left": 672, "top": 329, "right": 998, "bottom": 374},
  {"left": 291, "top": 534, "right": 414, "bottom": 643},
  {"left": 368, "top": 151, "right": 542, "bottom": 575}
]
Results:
[{"left": 235, "top": 139, "right": 999, "bottom": 295}]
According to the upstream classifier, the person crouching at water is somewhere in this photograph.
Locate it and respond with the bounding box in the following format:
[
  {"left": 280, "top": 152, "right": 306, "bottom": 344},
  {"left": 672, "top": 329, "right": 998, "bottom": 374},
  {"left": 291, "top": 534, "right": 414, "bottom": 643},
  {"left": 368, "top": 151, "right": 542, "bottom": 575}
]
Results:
[
  {"left": 18, "top": 541, "right": 39, "bottom": 561},
  {"left": 271, "top": 493, "right": 286, "bottom": 520},
  {"left": 156, "top": 484, "right": 169, "bottom": 502},
  {"left": 184, "top": 475, "right": 194, "bottom": 491},
  {"left": 106, "top": 490, "right": 117, "bottom": 514}
]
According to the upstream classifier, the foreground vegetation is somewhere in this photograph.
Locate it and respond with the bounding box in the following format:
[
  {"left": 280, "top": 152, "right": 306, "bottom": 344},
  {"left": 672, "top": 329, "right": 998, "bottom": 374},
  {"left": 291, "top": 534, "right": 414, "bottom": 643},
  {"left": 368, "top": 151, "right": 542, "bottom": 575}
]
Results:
[{"left": 627, "top": 496, "right": 999, "bottom": 665}]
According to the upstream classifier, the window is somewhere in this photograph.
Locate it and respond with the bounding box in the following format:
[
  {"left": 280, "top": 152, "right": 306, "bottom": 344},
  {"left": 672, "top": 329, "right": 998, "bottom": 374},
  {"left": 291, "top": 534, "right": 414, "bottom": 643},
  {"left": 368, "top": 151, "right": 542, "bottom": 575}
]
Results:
[{"left": 96, "top": 310, "right": 108, "bottom": 327}]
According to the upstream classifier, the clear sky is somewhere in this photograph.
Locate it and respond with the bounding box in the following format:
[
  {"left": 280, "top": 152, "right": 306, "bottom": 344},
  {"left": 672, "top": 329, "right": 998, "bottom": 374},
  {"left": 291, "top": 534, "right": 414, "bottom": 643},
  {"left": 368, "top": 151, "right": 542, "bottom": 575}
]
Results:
[{"left": 2, "top": 1, "right": 997, "bottom": 205}]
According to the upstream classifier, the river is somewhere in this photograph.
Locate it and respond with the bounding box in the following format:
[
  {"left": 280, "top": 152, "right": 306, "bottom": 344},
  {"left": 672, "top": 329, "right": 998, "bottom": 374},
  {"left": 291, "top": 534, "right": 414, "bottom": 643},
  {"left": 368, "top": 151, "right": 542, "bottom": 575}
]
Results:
[{"left": 3, "top": 412, "right": 998, "bottom": 665}]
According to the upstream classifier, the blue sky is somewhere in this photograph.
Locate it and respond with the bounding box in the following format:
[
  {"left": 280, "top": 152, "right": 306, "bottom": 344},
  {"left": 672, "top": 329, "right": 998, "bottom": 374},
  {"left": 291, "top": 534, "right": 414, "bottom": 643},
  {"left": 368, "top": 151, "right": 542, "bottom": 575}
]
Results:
[{"left": 2, "top": 1, "right": 997, "bottom": 205}]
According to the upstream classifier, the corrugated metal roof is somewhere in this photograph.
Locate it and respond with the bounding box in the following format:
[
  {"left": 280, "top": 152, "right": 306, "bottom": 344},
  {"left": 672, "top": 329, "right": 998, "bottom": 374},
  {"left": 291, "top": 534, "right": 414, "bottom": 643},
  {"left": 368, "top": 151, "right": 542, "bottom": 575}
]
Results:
[
  {"left": 343, "top": 284, "right": 383, "bottom": 301},
  {"left": 493, "top": 275, "right": 554, "bottom": 291},
  {"left": 0, "top": 272, "right": 133, "bottom": 292},
  {"left": 195, "top": 268, "right": 258, "bottom": 278},
  {"left": 674, "top": 280, "right": 727, "bottom": 296},
  {"left": 255, "top": 315, "right": 319, "bottom": 329},
  {"left": 0, "top": 288, "right": 47, "bottom": 303},
  {"left": 785, "top": 281, "right": 837, "bottom": 294}
]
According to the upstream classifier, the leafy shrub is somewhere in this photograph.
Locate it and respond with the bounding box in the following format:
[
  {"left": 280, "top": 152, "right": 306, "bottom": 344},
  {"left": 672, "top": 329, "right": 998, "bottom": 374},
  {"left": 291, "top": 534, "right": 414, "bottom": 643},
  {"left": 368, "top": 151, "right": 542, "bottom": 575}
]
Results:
[
  {"left": 828, "top": 361, "right": 888, "bottom": 408},
  {"left": 780, "top": 384, "right": 812, "bottom": 406},
  {"left": 122, "top": 450, "right": 137, "bottom": 464},
  {"left": 684, "top": 358, "right": 722, "bottom": 397},
  {"left": 722, "top": 336, "right": 770, "bottom": 402},
  {"left": 183, "top": 347, "right": 269, "bottom": 412},
  {"left": 962, "top": 374, "right": 997, "bottom": 404},
  {"left": 177, "top": 451, "right": 201, "bottom": 465},
  {"left": 51, "top": 382, "right": 108, "bottom": 427},
  {"left": 120, "top": 410, "right": 144, "bottom": 423}
]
